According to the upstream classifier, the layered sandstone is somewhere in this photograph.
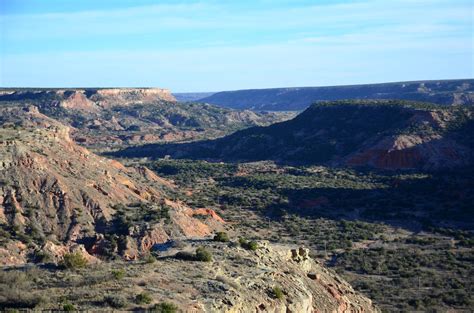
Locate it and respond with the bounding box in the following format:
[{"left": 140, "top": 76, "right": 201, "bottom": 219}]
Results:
[
  {"left": 346, "top": 134, "right": 469, "bottom": 170},
  {"left": 0, "top": 88, "right": 176, "bottom": 112},
  {"left": 58, "top": 88, "right": 176, "bottom": 110}
]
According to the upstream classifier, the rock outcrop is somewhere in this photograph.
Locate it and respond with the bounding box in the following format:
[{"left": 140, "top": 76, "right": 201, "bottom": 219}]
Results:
[
  {"left": 58, "top": 88, "right": 177, "bottom": 111},
  {"left": 191, "top": 242, "right": 379, "bottom": 312},
  {"left": 346, "top": 134, "right": 469, "bottom": 170}
]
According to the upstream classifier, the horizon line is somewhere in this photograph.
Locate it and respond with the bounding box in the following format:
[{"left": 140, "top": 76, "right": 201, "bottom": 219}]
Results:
[{"left": 1, "top": 77, "right": 473, "bottom": 93}]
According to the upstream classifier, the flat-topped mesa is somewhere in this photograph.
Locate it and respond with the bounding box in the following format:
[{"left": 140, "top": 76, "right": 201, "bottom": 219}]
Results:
[
  {"left": 92, "top": 88, "right": 177, "bottom": 105},
  {"left": 0, "top": 88, "right": 177, "bottom": 111},
  {"left": 95, "top": 87, "right": 173, "bottom": 96},
  {"left": 59, "top": 88, "right": 177, "bottom": 110}
]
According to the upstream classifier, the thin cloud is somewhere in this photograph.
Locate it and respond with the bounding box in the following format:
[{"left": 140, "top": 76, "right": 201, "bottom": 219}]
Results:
[{"left": 1, "top": 0, "right": 472, "bottom": 89}]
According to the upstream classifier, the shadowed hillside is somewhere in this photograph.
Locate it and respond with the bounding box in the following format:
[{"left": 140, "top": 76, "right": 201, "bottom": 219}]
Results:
[{"left": 113, "top": 100, "right": 474, "bottom": 170}]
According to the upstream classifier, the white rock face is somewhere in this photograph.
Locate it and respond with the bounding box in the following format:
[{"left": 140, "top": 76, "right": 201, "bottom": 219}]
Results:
[{"left": 203, "top": 242, "right": 379, "bottom": 313}]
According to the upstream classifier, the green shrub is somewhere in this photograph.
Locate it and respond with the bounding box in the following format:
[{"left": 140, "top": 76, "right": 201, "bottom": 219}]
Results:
[
  {"left": 195, "top": 247, "right": 212, "bottom": 262},
  {"left": 62, "top": 303, "right": 75, "bottom": 311},
  {"left": 151, "top": 302, "right": 178, "bottom": 313},
  {"left": 104, "top": 295, "right": 127, "bottom": 308},
  {"left": 239, "top": 238, "right": 258, "bottom": 251},
  {"left": 111, "top": 269, "right": 125, "bottom": 280},
  {"left": 273, "top": 286, "right": 284, "bottom": 300},
  {"left": 247, "top": 241, "right": 258, "bottom": 251},
  {"left": 175, "top": 247, "right": 213, "bottom": 262},
  {"left": 135, "top": 292, "right": 152, "bottom": 304},
  {"left": 33, "top": 250, "right": 52, "bottom": 263},
  {"left": 213, "top": 231, "right": 229, "bottom": 242},
  {"left": 174, "top": 251, "right": 195, "bottom": 261},
  {"left": 60, "top": 252, "right": 88, "bottom": 269},
  {"left": 145, "top": 254, "right": 156, "bottom": 264}
]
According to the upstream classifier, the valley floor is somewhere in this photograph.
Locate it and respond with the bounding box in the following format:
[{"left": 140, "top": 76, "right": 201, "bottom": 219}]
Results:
[{"left": 121, "top": 159, "right": 473, "bottom": 312}]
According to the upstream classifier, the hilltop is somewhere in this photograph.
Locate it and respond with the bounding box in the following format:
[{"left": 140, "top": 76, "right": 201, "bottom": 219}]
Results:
[{"left": 196, "top": 79, "right": 474, "bottom": 111}]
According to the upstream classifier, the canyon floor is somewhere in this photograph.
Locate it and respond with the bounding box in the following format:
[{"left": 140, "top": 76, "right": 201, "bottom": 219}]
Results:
[
  {"left": 123, "top": 159, "right": 473, "bottom": 312},
  {"left": 0, "top": 93, "right": 472, "bottom": 312}
]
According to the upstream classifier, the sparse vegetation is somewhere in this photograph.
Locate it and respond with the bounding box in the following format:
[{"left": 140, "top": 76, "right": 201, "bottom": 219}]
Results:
[
  {"left": 62, "top": 303, "right": 75, "bottom": 311},
  {"left": 60, "top": 252, "right": 88, "bottom": 270},
  {"left": 140, "top": 159, "right": 474, "bottom": 311},
  {"left": 272, "top": 286, "right": 284, "bottom": 300},
  {"left": 239, "top": 238, "right": 258, "bottom": 251},
  {"left": 175, "top": 247, "right": 213, "bottom": 262},
  {"left": 32, "top": 250, "right": 52, "bottom": 263},
  {"left": 151, "top": 302, "right": 178, "bottom": 313},
  {"left": 104, "top": 295, "right": 127, "bottom": 308},
  {"left": 174, "top": 251, "right": 196, "bottom": 261},
  {"left": 135, "top": 292, "right": 153, "bottom": 304},
  {"left": 111, "top": 269, "right": 126, "bottom": 280},
  {"left": 144, "top": 254, "right": 157, "bottom": 264},
  {"left": 195, "top": 247, "right": 213, "bottom": 262},
  {"left": 0, "top": 270, "right": 45, "bottom": 310},
  {"left": 213, "top": 231, "right": 230, "bottom": 242}
]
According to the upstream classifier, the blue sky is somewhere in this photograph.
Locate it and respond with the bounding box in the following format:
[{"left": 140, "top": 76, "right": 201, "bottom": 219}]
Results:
[{"left": 0, "top": 0, "right": 472, "bottom": 92}]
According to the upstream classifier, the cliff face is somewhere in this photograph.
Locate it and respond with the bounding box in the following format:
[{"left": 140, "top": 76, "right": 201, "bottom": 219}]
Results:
[
  {"left": 345, "top": 134, "right": 468, "bottom": 169},
  {"left": 69, "top": 88, "right": 177, "bottom": 109},
  {"left": 0, "top": 106, "right": 222, "bottom": 265},
  {"left": 344, "top": 109, "right": 472, "bottom": 170}
]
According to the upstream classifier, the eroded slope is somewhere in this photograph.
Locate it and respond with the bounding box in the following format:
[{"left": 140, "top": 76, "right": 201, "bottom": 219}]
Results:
[{"left": 0, "top": 106, "right": 222, "bottom": 265}]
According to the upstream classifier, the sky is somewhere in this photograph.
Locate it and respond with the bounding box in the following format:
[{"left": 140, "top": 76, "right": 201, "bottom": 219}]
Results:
[{"left": 0, "top": 0, "right": 472, "bottom": 92}]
